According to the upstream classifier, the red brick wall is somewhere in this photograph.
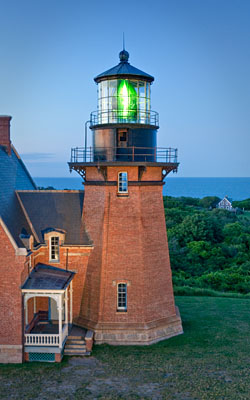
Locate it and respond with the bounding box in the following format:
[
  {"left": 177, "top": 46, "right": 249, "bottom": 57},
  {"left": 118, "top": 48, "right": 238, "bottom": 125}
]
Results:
[
  {"left": 0, "top": 225, "right": 26, "bottom": 346},
  {"left": 139, "top": 186, "right": 176, "bottom": 320},
  {"left": 80, "top": 165, "right": 176, "bottom": 327},
  {"left": 84, "top": 165, "right": 161, "bottom": 182},
  {"left": 0, "top": 219, "right": 91, "bottom": 351},
  {"left": 86, "top": 167, "right": 105, "bottom": 181},
  {"left": 31, "top": 245, "right": 91, "bottom": 320},
  {"left": 0, "top": 116, "right": 11, "bottom": 155},
  {"left": 107, "top": 165, "right": 162, "bottom": 182},
  {"left": 80, "top": 185, "right": 107, "bottom": 322}
]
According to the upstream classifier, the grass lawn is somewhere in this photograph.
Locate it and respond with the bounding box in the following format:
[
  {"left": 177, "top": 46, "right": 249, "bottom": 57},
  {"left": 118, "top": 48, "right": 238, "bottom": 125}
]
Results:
[{"left": 0, "top": 296, "right": 249, "bottom": 399}]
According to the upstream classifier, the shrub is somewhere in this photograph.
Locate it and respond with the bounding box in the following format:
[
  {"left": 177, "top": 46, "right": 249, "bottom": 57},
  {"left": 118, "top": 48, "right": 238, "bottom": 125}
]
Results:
[
  {"left": 199, "top": 196, "right": 221, "bottom": 209},
  {"left": 232, "top": 198, "right": 250, "bottom": 210}
]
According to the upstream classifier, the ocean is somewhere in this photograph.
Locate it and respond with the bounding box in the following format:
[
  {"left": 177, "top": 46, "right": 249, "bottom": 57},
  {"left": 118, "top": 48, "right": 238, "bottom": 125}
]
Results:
[{"left": 34, "top": 177, "right": 250, "bottom": 201}]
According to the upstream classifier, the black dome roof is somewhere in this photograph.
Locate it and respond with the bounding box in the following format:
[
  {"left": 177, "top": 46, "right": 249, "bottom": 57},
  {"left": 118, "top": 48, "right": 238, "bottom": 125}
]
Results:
[{"left": 94, "top": 50, "right": 154, "bottom": 83}]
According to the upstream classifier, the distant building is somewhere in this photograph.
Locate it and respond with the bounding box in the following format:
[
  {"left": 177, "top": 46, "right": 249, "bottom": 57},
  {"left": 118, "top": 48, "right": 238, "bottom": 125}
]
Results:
[{"left": 217, "top": 196, "right": 233, "bottom": 210}]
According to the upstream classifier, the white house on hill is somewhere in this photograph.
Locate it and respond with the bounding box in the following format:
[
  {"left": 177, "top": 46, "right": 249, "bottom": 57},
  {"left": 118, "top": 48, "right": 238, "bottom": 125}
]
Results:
[{"left": 217, "top": 196, "right": 233, "bottom": 210}]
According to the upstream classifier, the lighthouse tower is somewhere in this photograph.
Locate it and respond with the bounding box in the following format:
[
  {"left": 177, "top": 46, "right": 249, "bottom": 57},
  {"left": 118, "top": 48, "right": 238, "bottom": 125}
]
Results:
[{"left": 69, "top": 49, "right": 183, "bottom": 344}]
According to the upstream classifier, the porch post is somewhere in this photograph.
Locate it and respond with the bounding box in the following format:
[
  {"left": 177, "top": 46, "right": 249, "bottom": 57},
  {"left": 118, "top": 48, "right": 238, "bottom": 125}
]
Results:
[
  {"left": 33, "top": 297, "right": 36, "bottom": 314},
  {"left": 24, "top": 295, "right": 28, "bottom": 326},
  {"left": 58, "top": 294, "right": 63, "bottom": 348},
  {"left": 65, "top": 288, "right": 69, "bottom": 336},
  {"left": 69, "top": 280, "right": 73, "bottom": 325}
]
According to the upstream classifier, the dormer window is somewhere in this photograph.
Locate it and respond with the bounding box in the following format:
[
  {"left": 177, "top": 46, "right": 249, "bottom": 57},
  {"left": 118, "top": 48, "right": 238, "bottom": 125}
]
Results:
[
  {"left": 118, "top": 172, "right": 128, "bottom": 194},
  {"left": 50, "top": 236, "right": 59, "bottom": 262}
]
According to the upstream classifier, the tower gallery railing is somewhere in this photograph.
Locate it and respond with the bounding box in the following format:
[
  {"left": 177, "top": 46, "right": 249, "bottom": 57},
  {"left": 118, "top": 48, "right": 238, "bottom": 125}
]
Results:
[
  {"left": 90, "top": 110, "right": 159, "bottom": 126},
  {"left": 70, "top": 147, "right": 178, "bottom": 163}
]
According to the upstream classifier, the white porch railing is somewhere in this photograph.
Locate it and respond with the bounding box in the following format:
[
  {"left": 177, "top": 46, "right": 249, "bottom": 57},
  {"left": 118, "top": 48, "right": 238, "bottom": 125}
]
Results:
[
  {"left": 25, "top": 333, "right": 59, "bottom": 346},
  {"left": 25, "top": 324, "right": 68, "bottom": 347}
]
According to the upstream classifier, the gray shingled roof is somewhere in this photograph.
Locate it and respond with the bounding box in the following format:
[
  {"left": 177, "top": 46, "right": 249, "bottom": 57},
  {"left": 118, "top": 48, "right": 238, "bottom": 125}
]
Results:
[
  {"left": 0, "top": 146, "right": 36, "bottom": 216},
  {"left": 0, "top": 145, "right": 36, "bottom": 247},
  {"left": 17, "top": 191, "right": 92, "bottom": 246},
  {"left": 0, "top": 145, "right": 92, "bottom": 248},
  {"left": 21, "top": 263, "right": 75, "bottom": 290}
]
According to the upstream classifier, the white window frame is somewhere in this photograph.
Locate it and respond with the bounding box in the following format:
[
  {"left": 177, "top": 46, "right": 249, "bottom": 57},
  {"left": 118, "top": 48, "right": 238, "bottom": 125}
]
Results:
[
  {"left": 117, "top": 283, "right": 127, "bottom": 311},
  {"left": 118, "top": 171, "right": 128, "bottom": 194},
  {"left": 49, "top": 236, "right": 60, "bottom": 262}
]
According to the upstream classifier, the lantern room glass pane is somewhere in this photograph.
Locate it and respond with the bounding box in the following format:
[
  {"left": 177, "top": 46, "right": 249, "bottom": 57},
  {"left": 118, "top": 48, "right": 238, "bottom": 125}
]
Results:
[
  {"left": 146, "top": 82, "right": 150, "bottom": 99},
  {"left": 101, "top": 81, "right": 108, "bottom": 98},
  {"left": 117, "top": 80, "right": 137, "bottom": 120},
  {"left": 109, "top": 80, "right": 117, "bottom": 118},
  {"left": 97, "top": 79, "right": 152, "bottom": 125},
  {"left": 139, "top": 81, "right": 145, "bottom": 97},
  {"left": 109, "top": 80, "right": 117, "bottom": 97},
  {"left": 130, "top": 80, "right": 138, "bottom": 94}
]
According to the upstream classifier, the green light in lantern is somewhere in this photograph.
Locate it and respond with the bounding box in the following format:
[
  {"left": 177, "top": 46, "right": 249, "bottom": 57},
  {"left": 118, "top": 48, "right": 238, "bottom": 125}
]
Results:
[{"left": 117, "top": 80, "right": 137, "bottom": 119}]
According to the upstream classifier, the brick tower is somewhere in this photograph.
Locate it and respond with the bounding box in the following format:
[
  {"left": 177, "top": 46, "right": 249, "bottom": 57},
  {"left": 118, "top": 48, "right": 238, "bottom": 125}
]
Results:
[{"left": 69, "top": 49, "right": 183, "bottom": 344}]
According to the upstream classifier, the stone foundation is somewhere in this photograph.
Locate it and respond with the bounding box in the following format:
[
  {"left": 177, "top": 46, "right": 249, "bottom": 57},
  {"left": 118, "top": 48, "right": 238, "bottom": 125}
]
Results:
[
  {"left": 78, "top": 307, "right": 183, "bottom": 346},
  {"left": 0, "top": 345, "right": 23, "bottom": 363}
]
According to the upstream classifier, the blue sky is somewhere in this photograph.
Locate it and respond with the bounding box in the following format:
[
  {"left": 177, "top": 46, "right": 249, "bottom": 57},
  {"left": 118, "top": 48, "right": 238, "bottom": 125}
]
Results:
[{"left": 0, "top": 0, "right": 249, "bottom": 177}]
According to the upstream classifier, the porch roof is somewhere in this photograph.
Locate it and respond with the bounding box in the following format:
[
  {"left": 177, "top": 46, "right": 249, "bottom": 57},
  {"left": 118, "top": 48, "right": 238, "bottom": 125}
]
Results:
[{"left": 21, "top": 263, "right": 75, "bottom": 291}]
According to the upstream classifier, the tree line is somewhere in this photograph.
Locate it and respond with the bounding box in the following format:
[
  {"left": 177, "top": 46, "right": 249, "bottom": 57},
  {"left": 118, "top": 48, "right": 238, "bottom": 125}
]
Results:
[{"left": 164, "top": 196, "right": 250, "bottom": 295}]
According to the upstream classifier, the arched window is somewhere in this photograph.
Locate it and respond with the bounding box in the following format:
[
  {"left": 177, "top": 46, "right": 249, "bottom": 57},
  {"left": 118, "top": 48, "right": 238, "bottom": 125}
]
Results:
[
  {"left": 117, "top": 283, "right": 127, "bottom": 311},
  {"left": 118, "top": 172, "right": 128, "bottom": 193},
  {"left": 50, "top": 236, "right": 60, "bottom": 262}
]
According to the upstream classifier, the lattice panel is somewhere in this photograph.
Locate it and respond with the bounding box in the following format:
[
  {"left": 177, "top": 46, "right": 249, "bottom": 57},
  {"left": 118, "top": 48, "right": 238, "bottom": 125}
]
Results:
[{"left": 29, "top": 352, "right": 55, "bottom": 362}]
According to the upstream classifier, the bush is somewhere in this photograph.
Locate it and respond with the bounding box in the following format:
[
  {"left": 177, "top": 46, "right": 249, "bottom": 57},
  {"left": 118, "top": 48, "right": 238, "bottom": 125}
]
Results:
[
  {"left": 232, "top": 198, "right": 250, "bottom": 210},
  {"left": 165, "top": 196, "right": 250, "bottom": 295},
  {"left": 197, "top": 270, "right": 250, "bottom": 294},
  {"left": 199, "top": 196, "right": 221, "bottom": 209},
  {"left": 173, "top": 285, "right": 250, "bottom": 298}
]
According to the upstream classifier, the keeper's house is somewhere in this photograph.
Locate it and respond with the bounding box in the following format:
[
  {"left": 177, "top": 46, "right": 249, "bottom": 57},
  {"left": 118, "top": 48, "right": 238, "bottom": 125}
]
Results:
[{"left": 0, "top": 116, "right": 93, "bottom": 362}]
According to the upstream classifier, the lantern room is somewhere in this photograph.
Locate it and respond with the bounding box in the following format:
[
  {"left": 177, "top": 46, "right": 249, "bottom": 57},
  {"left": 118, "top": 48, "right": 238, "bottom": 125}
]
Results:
[
  {"left": 69, "top": 48, "right": 178, "bottom": 167},
  {"left": 91, "top": 49, "right": 158, "bottom": 127}
]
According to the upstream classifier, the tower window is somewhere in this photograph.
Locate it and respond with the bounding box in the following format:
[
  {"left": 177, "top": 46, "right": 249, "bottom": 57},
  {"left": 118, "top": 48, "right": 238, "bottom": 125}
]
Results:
[
  {"left": 119, "top": 132, "right": 127, "bottom": 141},
  {"left": 117, "top": 283, "right": 127, "bottom": 311},
  {"left": 118, "top": 172, "right": 128, "bottom": 193},
  {"left": 50, "top": 237, "right": 59, "bottom": 262},
  {"left": 118, "top": 129, "right": 127, "bottom": 143},
  {"left": 117, "top": 129, "right": 128, "bottom": 149}
]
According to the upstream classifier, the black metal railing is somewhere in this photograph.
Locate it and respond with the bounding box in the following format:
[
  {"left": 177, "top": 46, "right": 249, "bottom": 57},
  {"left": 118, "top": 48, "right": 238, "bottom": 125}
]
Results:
[
  {"left": 70, "top": 147, "right": 178, "bottom": 164},
  {"left": 90, "top": 110, "right": 159, "bottom": 126}
]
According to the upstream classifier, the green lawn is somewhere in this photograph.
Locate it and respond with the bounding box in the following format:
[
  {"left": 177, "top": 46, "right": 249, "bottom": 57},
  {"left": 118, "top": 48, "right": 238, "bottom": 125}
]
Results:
[{"left": 0, "top": 296, "right": 249, "bottom": 399}]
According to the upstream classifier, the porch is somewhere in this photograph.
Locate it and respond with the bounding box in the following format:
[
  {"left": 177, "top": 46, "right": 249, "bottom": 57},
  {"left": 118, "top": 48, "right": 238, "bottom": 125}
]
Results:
[
  {"left": 25, "top": 316, "right": 69, "bottom": 348},
  {"left": 21, "top": 264, "right": 75, "bottom": 362}
]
